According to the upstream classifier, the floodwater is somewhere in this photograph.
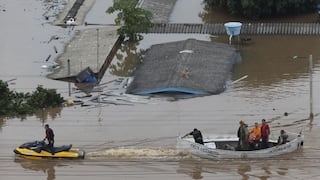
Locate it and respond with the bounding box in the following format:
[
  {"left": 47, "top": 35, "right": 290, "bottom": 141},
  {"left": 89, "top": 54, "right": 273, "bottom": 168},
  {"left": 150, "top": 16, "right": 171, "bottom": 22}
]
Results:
[{"left": 1, "top": 0, "right": 320, "bottom": 179}]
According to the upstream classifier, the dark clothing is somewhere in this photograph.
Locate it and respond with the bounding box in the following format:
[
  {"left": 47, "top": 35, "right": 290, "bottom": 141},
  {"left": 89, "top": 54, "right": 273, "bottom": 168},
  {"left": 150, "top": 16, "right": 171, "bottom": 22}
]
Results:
[
  {"left": 189, "top": 129, "right": 204, "bottom": 145},
  {"left": 278, "top": 133, "right": 288, "bottom": 145},
  {"left": 45, "top": 128, "right": 55, "bottom": 154},
  {"left": 237, "top": 124, "right": 249, "bottom": 150},
  {"left": 261, "top": 137, "right": 269, "bottom": 149},
  {"left": 46, "top": 128, "right": 54, "bottom": 142}
]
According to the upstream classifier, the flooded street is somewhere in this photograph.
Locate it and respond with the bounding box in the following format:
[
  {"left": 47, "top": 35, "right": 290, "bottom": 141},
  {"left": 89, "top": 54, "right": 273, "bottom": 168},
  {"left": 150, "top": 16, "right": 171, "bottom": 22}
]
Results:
[{"left": 1, "top": 0, "right": 320, "bottom": 179}]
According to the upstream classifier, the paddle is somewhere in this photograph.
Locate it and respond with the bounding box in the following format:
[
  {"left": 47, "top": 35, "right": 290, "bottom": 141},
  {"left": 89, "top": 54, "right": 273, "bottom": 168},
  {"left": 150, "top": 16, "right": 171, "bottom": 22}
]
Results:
[
  {"left": 232, "top": 75, "right": 248, "bottom": 84},
  {"left": 181, "top": 133, "right": 190, "bottom": 139}
]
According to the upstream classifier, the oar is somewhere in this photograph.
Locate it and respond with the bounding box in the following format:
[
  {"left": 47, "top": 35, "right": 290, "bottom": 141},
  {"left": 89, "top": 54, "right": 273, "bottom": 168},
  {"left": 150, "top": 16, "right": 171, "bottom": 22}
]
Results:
[{"left": 232, "top": 75, "right": 248, "bottom": 84}]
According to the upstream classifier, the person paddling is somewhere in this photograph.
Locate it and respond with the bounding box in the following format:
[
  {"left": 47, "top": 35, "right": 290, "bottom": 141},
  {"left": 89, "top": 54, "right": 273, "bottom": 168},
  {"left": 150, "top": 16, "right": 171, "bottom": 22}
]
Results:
[{"left": 183, "top": 128, "right": 204, "bottom": 145}]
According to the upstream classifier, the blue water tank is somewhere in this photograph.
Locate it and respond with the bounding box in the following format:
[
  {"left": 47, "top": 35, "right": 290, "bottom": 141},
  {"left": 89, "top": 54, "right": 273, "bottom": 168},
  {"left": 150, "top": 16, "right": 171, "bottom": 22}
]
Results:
[{"left": 224, "top": 22, "right": 242, "bottom": 36}]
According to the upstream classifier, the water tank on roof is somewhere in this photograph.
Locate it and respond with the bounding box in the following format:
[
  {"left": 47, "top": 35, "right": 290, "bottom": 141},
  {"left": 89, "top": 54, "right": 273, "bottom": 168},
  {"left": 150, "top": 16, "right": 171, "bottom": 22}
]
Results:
[
  {"left": 224, "top": 22, "right": 242, "bottom": 44},
  {"left": 224, "top": 22, "right": 242, "bottom": 36}
]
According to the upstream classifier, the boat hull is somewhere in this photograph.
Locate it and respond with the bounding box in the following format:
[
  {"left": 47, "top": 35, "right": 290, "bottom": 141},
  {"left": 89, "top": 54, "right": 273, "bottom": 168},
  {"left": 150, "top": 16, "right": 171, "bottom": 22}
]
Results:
[
  {"left": 13, "top": 141, "right": 85, "bottom": 160},
  {"left": 177, "top": 132, "right": 303, "bottom": 159},
  {"left": 14, "top": 147, "right": 85, "bottom": 160}
]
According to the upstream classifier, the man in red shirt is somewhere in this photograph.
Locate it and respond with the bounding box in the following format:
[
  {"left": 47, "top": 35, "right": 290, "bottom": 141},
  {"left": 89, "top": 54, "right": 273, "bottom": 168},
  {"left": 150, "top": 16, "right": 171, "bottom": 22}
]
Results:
[{"left": 260, "top": 119, "right": 270, "bottom": 149}]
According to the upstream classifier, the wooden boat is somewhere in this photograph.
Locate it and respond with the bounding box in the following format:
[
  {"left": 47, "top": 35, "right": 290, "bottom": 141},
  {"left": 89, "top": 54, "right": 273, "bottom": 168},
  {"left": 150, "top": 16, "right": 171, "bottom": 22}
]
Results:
[{"left": 177, "top": 131, "right": 303, "bottom": 159}]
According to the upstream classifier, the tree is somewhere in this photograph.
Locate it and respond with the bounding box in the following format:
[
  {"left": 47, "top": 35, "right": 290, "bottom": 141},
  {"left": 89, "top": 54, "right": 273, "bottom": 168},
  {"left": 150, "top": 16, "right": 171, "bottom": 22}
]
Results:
[
  {"left": 107, "top": 0, "right": 153, "bottom": 41},
  {"left": 204, "top": 0, "right": 317, "bottom": 19},
  {"left": 0, "top": 80, "right": 64, "bottom": 117}
]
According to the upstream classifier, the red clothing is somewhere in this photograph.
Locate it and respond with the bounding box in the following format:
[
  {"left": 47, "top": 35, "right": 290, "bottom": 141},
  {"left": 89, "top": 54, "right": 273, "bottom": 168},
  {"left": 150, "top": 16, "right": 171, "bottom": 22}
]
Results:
[{"left": 261, "top": 123, "right": 270, "bottom": 138}]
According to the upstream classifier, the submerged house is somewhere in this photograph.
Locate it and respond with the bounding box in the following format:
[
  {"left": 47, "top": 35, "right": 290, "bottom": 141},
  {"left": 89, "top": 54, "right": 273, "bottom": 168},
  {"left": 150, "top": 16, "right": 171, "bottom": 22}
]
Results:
[{"left": 126, "top": 39, "right": 240, "bottom": 95}]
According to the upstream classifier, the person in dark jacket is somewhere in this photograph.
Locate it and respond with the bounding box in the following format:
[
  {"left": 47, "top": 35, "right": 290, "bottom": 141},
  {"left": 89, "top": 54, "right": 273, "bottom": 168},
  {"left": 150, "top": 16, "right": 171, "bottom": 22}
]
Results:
[
  {"left": 44, "top": 124, "right": 55, "bottom": 154},
  {"left": 183, "top": 128, "right": 204, "bottom": 145},
  {"left": 277, "top": 129, "right": 288, "bottom": 145},
  {"left": 237, "top": 119, "right": 249, "bottom": 150}
]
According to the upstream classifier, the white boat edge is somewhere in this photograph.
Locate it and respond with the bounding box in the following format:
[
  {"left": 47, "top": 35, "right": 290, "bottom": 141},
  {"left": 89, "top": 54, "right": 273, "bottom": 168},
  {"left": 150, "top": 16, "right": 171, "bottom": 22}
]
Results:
[{"left": 177, "top": 132, "right": 304, "bottom": 159}]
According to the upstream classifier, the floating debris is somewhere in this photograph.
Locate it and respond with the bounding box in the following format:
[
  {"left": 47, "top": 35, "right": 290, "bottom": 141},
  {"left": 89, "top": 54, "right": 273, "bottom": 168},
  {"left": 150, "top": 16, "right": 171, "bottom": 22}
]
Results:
[{"left": 72, "top": 78, "right": 154, "bottom": 107}]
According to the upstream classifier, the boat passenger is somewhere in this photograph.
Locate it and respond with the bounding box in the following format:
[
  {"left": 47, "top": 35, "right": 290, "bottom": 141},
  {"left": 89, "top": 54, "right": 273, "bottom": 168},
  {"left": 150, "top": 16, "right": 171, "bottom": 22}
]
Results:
[
  {"left": 237, "top": 120, "right": 249, "bottom": 150},
  {"left": 277, "top": 129, "right": 289, "bottom": 145},
  {"left": 44, "top": 124, "right": 55, "bottom": 155},
  {"left": 183, "top": 128, "right": 204, "bottom": 145},
  {"left": 248, "top": 122, "right": 261, "bottom": 150},
  {"left": 260, "top": 119, "right": 270, "bottom": 149}
]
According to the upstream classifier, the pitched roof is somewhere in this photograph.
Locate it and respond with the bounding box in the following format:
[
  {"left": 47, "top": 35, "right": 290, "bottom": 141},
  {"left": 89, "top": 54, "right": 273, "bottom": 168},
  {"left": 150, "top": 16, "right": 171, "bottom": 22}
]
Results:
[{"left": 126, "top": 39, "right": 240, "bottom": 95}]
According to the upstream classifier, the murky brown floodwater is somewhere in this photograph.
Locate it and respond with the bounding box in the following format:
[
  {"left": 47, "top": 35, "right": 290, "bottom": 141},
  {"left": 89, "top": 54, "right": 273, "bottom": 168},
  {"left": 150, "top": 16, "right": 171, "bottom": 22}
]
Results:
[{"left": 1, "top": 0, "right": 320, "bottom": 179}]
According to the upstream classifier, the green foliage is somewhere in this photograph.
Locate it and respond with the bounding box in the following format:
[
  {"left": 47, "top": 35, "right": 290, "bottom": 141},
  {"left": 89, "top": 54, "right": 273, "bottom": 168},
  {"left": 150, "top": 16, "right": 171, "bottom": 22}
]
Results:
[
  {"left": 204, "top": 0, "right": 317, "bottom": 19},
  {"left": 0, "top": 80, "right": 64, "bottom": 117},
  {"left": 27, "top": 86, "right": 64, "bottom": 109},
  {"left": 107, "top": 0, "right": 153, "bottom": 41}
]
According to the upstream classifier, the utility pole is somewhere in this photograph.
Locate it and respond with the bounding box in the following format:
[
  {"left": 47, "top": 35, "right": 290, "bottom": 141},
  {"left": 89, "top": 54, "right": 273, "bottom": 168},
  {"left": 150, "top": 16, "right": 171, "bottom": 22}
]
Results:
[
  {"left": 96, "top": 28, "right": 99, "bottom": 72},
  {"left": 309, "top": 54, "right": 314, "bottom": 120}
]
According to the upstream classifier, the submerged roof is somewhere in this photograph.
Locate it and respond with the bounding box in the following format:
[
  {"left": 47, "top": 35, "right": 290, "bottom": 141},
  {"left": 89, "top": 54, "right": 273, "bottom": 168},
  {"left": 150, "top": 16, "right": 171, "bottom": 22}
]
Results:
[{"left": 126, "top": 39, "right": 240, "bottom": 95}]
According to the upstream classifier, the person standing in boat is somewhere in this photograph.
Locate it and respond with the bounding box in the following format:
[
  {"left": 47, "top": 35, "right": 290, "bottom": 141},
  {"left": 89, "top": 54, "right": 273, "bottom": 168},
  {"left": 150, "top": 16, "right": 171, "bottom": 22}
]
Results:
[
  {"left": 183, "top": 128, "right": 204, "bottom": 145},
  {"left": 248, "top": 122, "right": 261, "bottom": 150},
  {"left": 260, "top": 119, "right": 270, "bottom": 149},
  {"left": 44, "top": 124, "right": 55, "bottom": 154},
  {"left": 237, "top": 120, "right": 249, "bottom": 150}
]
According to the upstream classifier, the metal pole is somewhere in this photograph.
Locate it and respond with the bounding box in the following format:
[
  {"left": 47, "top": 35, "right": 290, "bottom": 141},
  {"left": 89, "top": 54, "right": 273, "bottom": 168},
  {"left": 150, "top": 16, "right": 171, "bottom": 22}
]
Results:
[
  {"left": 309, "top": 54, "right": 314, "bottom": 120},
  {"left": 68, "top": 59, "right": 71, "bottom": 97},
  {"left": 96, "top": 28, "right": 99, "bottom": 71}
]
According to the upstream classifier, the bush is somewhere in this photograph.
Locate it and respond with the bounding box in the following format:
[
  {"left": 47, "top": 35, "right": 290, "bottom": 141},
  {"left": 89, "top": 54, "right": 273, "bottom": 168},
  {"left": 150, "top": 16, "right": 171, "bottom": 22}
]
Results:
[
  {"left": 204, "top": 0, "right": 317, "bottom": 19},
  {"left": 0, "top": 80, "right": 64, "bottom": 116}
]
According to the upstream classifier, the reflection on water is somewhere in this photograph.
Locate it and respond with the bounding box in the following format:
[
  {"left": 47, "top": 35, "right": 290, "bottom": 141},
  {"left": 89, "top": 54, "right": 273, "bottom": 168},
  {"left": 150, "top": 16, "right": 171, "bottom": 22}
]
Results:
[
  {"left": 34, "top": 107, "right": 62, "bottom": 125},
  {"left": 0, "top": 107, "right": 62, "bottom": 129},
  {"left": 109, "top": 41, "right": 144, "bottom": 77},
  {"left": 14, "top": 158, "right": 63, "bottom": 180},
  {"left": 176, "top": 159, "right": 293, "bottom": 179},
  {"left": 177, "top": 159, "right": 204, "bottom": 179},
  {"left": 238, "top": 163, "right": 251, "bottom": 180},
  {"left": 0, "top": 117, "right": 4, "bottom": 130}
]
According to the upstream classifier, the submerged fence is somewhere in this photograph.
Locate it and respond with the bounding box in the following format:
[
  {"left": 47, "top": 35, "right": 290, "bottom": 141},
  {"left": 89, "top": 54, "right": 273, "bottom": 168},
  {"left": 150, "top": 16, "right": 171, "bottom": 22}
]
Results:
[{"left": 145, "top": 23, "right": 320, "bottom": 35}]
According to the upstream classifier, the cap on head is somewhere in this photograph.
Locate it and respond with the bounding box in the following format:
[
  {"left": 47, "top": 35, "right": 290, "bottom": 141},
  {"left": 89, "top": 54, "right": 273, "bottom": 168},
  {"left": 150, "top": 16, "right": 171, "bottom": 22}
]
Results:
[{"left": 262, "top": 119, "right": 266, "bottom": 123}]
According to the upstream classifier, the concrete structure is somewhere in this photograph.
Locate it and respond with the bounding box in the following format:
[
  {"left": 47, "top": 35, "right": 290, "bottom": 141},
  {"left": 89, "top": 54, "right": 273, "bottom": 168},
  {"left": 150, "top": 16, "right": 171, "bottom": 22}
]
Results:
[
  {"left": 47, "top": 26, "right": 121, "bottom": 82},
  {"left": 138, "top": 0, "right": 177, "bottom": 23}
]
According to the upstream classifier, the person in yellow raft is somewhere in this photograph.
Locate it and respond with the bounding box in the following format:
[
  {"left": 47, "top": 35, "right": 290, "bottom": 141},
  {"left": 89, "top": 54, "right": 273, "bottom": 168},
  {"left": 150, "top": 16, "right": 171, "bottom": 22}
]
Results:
[{"left": 248, "top": 122, "right": 261, "bottom": 150}]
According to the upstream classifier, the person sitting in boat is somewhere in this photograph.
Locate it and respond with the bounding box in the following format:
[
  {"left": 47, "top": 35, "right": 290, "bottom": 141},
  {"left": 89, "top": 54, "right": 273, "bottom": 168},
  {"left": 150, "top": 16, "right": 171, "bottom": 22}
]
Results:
[
  {"left": 43, "top": 124, "right": 55, "bottom": 155},
  {"left": 237, "top": 120, "right": 249, "bottom": 150},
  {"left": 248, "top": 122, "right": 261, "bottom": 150},
  {"left": 277, "top": 129, "right": 289, "bottom": 145},
  {"left": 183, "top": 128, "right": 204, "bottom": 145}
]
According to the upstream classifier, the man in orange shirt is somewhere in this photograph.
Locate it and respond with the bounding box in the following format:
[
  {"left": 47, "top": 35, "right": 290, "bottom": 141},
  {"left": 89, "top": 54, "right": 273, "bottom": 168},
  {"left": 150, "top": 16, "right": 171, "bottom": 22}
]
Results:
[{"left": 248, "top": 122, "right": 261, "bottom": 150}]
